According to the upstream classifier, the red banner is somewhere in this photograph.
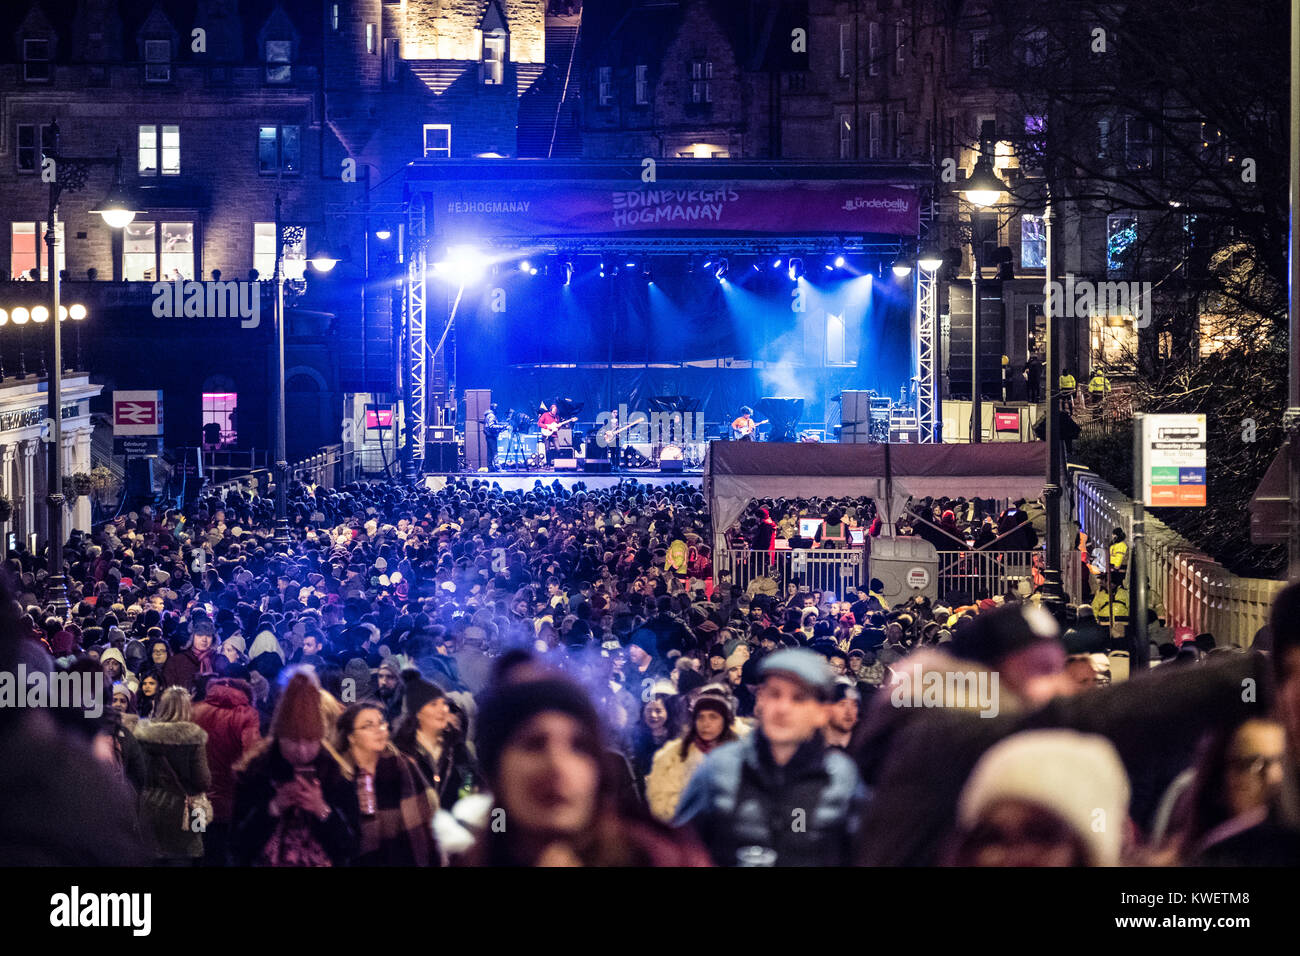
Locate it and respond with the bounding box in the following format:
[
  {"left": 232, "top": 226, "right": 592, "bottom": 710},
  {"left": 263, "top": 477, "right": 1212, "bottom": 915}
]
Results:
[{"left": 428, "top": 180, "right": 919, "bottom": 238}]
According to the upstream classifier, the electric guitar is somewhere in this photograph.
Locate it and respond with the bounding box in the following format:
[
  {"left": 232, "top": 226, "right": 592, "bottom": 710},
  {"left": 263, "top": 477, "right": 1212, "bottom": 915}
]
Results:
[
  {"left": 540, "top": 416, "right": 578, "bottom": 439},
  {"left": 732, "top": 418, "right": 769, "bottom": 438},
  {"left": 600, "top": 420, "right": 638, "bottom": 444}
]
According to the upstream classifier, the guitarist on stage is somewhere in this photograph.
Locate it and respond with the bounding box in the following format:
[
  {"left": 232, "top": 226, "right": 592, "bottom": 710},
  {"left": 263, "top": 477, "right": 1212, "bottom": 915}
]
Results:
[
  {"left": 602, "top": 409, "right": 622, "bottom": 472},
  {"left": 538, "top": 402, "right": 560, "bottom": 463},
  {"left": 731, "top": 406, "right": 760, "bottom": 441}
]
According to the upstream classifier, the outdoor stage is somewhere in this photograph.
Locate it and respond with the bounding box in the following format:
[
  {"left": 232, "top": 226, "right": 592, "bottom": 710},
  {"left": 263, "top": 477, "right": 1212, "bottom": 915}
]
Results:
[{"left": 422, "top": 472, "right": 702, "bottom": 492}]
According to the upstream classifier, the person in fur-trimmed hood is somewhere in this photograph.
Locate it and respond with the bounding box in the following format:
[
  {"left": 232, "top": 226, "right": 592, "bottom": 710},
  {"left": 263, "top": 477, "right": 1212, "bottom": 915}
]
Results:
[
  {"left": 134, "top": 686, "right": 212, "bottom": 862},
  {"left": 646, "top": 685, "right": 740, "bottom": 822}
]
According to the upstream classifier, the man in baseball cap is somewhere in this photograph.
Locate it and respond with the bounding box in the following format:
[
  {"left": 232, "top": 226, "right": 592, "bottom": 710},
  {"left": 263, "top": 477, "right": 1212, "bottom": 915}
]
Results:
[{"left": 674, "top": 648, "right": 866, "bottom": 866}]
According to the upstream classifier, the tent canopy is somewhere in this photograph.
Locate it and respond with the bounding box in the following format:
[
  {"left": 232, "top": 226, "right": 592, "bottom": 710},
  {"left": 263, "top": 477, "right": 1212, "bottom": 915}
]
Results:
[{"left": 705, "top": 441, "right": 1049, "bottom": 540}]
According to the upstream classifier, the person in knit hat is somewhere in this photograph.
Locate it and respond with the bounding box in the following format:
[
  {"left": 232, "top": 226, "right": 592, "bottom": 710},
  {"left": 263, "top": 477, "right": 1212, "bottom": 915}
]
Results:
[
  {"left": 645, "top": 685, "right": 739, "bottom": 822},
  {"left": 949, "top": 730, "right": 1131, "bottom": 866},
  {"left": 451, "top": 677, "right": 709, "bottom": 866},
  {"left": 230, "top": 671, "right": 360, "bottom": 867}
]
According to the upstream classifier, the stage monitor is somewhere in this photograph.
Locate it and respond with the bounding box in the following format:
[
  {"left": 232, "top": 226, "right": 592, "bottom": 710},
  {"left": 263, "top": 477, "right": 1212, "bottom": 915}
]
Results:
[
  {"left": 849, "top": 526, "right": 865, "bottom": 546},
  {"left": 799, "top": 518, "right": 823, "bottom": 539}
]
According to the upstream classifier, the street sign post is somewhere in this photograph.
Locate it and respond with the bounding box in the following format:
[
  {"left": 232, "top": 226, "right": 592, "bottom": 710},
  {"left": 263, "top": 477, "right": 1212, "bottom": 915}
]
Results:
[{"left": 1140, "top": 413, "right": 1207, "bottom": 507}]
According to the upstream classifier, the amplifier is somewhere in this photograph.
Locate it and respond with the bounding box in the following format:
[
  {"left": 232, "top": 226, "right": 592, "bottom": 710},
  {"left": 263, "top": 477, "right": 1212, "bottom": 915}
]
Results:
[
  {"left": 424, "top": 441, "right": 458, "bottom": 472},
  {"left": 553, "top": 458, "right": 578, "bottom": 470},
  {"left": 581, "top": 459, "right": 612, "bottom": 473},
  {"left": 659, "top": 459, "right": 684, "bottom": 473}
]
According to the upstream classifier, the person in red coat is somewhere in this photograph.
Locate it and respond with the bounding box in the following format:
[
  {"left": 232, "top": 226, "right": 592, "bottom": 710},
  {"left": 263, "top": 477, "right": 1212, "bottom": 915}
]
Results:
[{"left": 192, "top": 677, "right": 262, "bottom": 866}]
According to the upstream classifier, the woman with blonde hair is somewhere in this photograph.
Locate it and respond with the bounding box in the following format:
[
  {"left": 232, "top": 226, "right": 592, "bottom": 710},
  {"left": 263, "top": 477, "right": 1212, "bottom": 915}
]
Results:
[{"left": 134, "top": 686, "right": 211, "bottom": 864}]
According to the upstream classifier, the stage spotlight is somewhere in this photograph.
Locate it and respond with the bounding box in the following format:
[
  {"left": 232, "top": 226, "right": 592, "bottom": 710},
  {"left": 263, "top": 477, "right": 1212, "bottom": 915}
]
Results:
[
  {"left": 918, "top": 244, "right": 944, "bottom": 272},
  {"left": 834, "top": 255, "right": 846, "bottom": 268},
  {"left": 772, "top": 257, "right": 783, "bottom": 269},
  {"left": 599, "top": 260, "right": 606, "bottom": 278},
  {"left": 563, "top": 261, "right": 574, "bottom": 285},
  {"left": 435, "top": 245, "right": 488, "bottom": 283},
  {"left": 714, "top": 257, "right": 728, "bottom": 280},
  {"left": 375, "top": 229, "right": 392, "bottom": 241},
  {"left": 891, "top": 257, "right": 912, "bottom": 277},
  {"left": 529, "top": 266, "right": 538, "bottom": 275},
  {"left": 787, "top": 257, "right": 805, "bottom": 280},
  {"left": 519, "top": 260, "right": 532, "bottom": 273}
]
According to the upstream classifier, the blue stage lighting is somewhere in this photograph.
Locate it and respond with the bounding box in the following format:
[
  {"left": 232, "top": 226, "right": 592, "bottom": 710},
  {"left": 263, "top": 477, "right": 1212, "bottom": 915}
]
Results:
[
  {"left": 519, "top": 260, "right": 531, "bottom": 273},
  {"left": 834, "top": 255, "right": 846, "bottom": 268}
]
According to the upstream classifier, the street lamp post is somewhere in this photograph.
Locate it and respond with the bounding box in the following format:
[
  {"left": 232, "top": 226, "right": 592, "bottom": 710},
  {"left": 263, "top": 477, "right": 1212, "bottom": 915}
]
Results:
[
  {"left": 42, "top": 123, "right": 135, "bottom": 615},
  {"left": 1039, "top": 187, "right": 1068, "bottom": 617},
  {"left": 270, "top": 195, "right": 336, "bottom": 551},
  {"left": 963, "top": 151, "right": 1006, "bottom": 445}
]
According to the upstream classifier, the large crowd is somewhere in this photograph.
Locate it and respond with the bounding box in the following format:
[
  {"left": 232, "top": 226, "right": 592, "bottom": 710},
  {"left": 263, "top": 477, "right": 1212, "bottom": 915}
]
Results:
[{"left": 0, "top": 473, "right": 1296, "bottom": 867}]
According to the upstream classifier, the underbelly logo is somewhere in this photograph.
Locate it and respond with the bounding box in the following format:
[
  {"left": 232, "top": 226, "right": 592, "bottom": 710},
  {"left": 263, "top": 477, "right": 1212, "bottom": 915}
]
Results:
[
  {"left": 151, "top": 279, "right": 261, "bottom": 328},
  {"left": 50, "top": 887, "right": 151, "bottom": 936}
]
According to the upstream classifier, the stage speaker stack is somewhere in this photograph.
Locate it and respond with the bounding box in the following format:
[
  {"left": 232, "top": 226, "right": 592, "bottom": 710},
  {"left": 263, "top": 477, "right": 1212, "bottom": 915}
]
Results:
[
  {"left": 463, "top": 389, "right": 491, "bottom": 470},
  {"left": 838, "top": 390, "right": 872, "bottom": 444},
  {"left": 424, "top": 441, "right": 458, "bottom": 472},
  {"left": 659, "top": 459, "right": 684, "bottom": 473}
]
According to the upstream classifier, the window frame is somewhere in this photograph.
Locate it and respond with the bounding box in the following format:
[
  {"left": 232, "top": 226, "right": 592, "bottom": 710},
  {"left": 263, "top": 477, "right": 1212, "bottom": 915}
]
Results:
[
  {"left": 422, "top": 124, "right": 451, "bottom": 158},
  {"left": 122, "top": 219, "right": 196, "bottom": 282},
  {"left": 482, "top": 32, "right": 506, "bottom": 86},
  {"left": 144, "top": 39, "right": 171, "bottom": 83},
  {"left": 15, "top": 123, "right": 55, "bottom": 175},
  {"left": 137, "top": 124, "right": 180, "bottom": 177},
  {"left": 9, "top": 221, "right": 64, "bottom": 281},
  {"left": 868, "top": 111, "right": 881, "bottom": 159},
  {"left": 257, "top": 124, "right": 301, "bottom": 175},
  {"left": 690, "top": 59, "right": 713, "bottom": 104},
  {"left": 839, "top": 22, "right": 850, "bottom": 78},
  {"left": 253, "top": 221, "right": 306, "bottom": 280},
  {"left": 635, "top": 64, "right": 649, "bottom": 105},
  {"left": 23, "top": 38, "right": 51, "bottom": 83},
  {"left": 265, "top": 40, "right": 292, "bottom": 84},
  {"left": 971, "top": 30, "right": 989, "bottom": 70},
  {"left": 839, "top": 113, "right": 853, "bottom": 160},
  {"left": 895, "top": 20, "right": 906, "bottom": 74},
  {"left": 868, "top": 22, "right": 881, "bottom": 76},
  {"left": 598, "top": 66, "right": 613, "bottom": 106}
]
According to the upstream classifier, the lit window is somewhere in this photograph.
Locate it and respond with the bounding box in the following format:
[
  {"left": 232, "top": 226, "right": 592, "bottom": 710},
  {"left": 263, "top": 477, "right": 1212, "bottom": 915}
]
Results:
[
  {"left": 160, "top": 222, "right": 194, "bottom": 280},
  {"left": 483, "top": 33, "right": 505, "bottom": 85},
  {"left": 254, "top": 222, "right": 306, "bottom": 280},
  {"left": 123, "top": 221, "right": 157, "bottom": 281},
  {"left": 24, "top": 38, "right": 51, "bottom": 82},
  {"left": 366, "top": 23, "right": 376, "bottom": 54},
  {"left": 265, "top": 40, "right": 292, "bottom": 83},
  {"left": 11, "top": 222, "right": 65, "bottom": 281},
  {"left": 1107, "top": 215, "right": 1137, "bottom": 274},
  {"left": 331, "top": 4, "right": 340, "bottom": 31},
  {"left": 423, "top": 124, "right": 451, "bottom": 158},
  {"left": 138, "top": 125, "right": 180, "bottom": 176},
  {"left": 1021, "top": 214, "right": 1046, "bottom": 269},
  {"left": 145, "top": 39, "right": 171, "bottom": 83},
  {"left": 202, "top": 393, "right": 238, "bottom": 448}
]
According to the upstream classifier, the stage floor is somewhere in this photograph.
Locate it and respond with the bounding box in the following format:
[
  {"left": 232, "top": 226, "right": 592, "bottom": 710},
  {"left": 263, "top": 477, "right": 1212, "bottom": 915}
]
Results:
[{"left": 421, "top": 471, "right": 702, "bottom": 492}]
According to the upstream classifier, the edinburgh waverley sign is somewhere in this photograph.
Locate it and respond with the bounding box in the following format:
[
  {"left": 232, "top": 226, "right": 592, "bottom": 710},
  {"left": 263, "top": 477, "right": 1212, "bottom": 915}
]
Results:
[{"left": 430, "top": 180, "right": 919, "bottom": 238}]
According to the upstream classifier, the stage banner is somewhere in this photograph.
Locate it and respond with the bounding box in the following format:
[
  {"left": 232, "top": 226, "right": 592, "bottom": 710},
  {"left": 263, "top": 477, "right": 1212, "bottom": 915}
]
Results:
[{"left": 427, "top": 180, "right": 920, "bottom": 238}]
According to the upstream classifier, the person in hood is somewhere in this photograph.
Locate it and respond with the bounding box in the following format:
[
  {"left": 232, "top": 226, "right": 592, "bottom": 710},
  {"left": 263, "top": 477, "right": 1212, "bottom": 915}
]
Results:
[
  {"left": 248, "top": 630, "right": 285, "bottom": 684},
  {"left": 373, "top": 658, "right": 406, "bottom": 725},
  {"left": 100, "top": 646, "right": 137, "bottom": 695},
  {"left": 674, "top": 649, "right": 867, "bottom": 866},
  {"left": 192, "top": 677, "right": 262, "bottom": 866},
  {"left": 134, "top": 686, "right": 212, "bottom": 864}
]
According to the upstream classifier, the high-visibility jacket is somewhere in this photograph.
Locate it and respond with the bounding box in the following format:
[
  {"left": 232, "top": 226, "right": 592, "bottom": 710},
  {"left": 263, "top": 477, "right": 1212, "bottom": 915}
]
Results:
[
  {"left": 1093, "top": 585, "right": 1130, "bottom": 625},
  {"left": 1060, "top": 373, "right": 1077, "bottom": 390},
  {"left": 1109, "top": 540, "right": 1128, "bottom": 570},
  {"left": 1088, "top": 374, "right": 1112, "bottom": 395}
]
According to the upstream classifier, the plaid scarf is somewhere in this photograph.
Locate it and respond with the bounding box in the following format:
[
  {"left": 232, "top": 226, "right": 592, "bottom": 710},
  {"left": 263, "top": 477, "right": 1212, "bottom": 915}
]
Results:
[{"left": 348, "top": 748, "right": 437, "bottom": 866}]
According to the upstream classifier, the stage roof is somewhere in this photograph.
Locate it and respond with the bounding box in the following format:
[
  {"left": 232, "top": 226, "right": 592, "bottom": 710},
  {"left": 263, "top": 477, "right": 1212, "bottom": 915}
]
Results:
[{"left": 404, "top": 159, "right": 928, "bottom": 247}]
